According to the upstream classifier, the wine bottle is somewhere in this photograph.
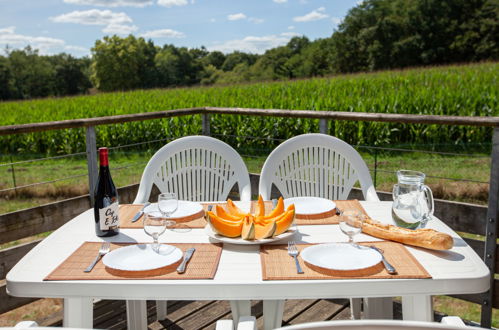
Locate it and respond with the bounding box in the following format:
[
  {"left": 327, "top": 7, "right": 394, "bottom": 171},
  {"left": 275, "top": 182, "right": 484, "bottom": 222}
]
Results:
[{"left": 94, "top": 147, "right": 120, "bottom": 237}]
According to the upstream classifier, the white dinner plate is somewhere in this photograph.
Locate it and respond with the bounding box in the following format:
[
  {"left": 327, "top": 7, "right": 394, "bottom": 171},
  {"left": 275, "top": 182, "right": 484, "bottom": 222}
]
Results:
[
  {"left": 102, "top": 244, "right": 183, "bottom": 271},
  {"left": 144, "top": 200, "right": 204, "bottom": 219},
  {"left": 283, "top": 196, "right": 336, "bottom": 216},
  {"left": 301, "top": 243, "right": 382, "bottom": 271},
  {"left": 204, "top": 225, "right": 297, "bottom": 245}
]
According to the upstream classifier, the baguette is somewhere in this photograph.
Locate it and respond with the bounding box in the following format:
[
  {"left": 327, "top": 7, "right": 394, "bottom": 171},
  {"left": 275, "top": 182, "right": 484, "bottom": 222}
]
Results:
[{"left": 362, "top": 217, "right": 453, "bottom": 250}]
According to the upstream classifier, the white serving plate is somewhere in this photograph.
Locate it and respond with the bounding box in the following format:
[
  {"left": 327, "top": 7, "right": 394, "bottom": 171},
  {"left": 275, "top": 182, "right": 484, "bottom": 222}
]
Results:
[
  {"left": 284, "top": 196, "right": 336, "bottom": 216},
  {"left": 144, "top": 200, "right": 204, "bottom": 219},
  {"left": 204, "top": 225, "right": 297, "bottom": 245},
  {"left": 301, "top": 243, "right": 382, "bottom": 271},
  {"left": 102, "top": 244, "right": 182, "bottom": 271}
]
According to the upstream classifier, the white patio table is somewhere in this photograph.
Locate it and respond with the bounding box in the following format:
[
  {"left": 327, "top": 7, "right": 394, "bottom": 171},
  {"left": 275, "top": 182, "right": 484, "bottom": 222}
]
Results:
[{"left": 7, "top": 201, "right": 490, "bottom": 330}]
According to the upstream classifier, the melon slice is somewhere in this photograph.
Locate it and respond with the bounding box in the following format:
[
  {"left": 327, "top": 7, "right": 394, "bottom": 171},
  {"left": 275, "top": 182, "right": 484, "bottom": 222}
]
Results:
[
  {"left": 254, "top": 195, "right": 265, "bottom": 217},
  {"left": 255, "top": 221, "right": 276, "bottom": 239},
  {"left": 226, "top": 199, "right": 248, "bottom": 218},
  {"left": 241, "top": 216, "right": 255, "bottom": 240},
  {"left": 215, "top": 205, "right": 243, "bottom": 222},
  {"left": 273, "top": 207, "right": 296, "bottom": 236},
  {"left": 207, "top": 211, "right": 243, "bottom": 237}
]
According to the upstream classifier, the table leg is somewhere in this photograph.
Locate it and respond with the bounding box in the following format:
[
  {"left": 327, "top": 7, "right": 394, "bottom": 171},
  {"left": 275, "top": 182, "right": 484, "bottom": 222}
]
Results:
[
  {"left": 126, "top": 300, "right": 147, "bottom": 330},
  {"left": 263, "top": 300, "right": 284, "bottom": 330},
  {"left": 156, "top": 300, "right": 167, "bottom": 320},
  {"left": 230, "top": 300, "right": 251, "bottom": 324},
  {"left": 402, "top": 295, "right": 433, "bottom": 321},
  {"left": 350, "top": 298, "right": 362, "bottom": 319},
  {"left": 63, "top": 297, "right": 93, "bottom": 328},
  {"left": 363, "top": 297, "right": 393, "bottom": 319}
]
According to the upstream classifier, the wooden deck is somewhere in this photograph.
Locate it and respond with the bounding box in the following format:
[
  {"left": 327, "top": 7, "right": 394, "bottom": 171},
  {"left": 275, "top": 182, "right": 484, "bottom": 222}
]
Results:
[{"left": 36, "top": 298, "right": 429, "bottom": 329}]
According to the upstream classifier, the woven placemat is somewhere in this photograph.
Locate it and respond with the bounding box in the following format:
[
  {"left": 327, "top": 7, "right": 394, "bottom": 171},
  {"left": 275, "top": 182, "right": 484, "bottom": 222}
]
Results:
[
  {"left": 294, "top": 200, "right": 366, "bottom": 225},
  {"left": 260, "top": 241, "right": 431, "bottom": 280},
  {"left": 45, "top": 242, "right": 222, "bottom": 281}
]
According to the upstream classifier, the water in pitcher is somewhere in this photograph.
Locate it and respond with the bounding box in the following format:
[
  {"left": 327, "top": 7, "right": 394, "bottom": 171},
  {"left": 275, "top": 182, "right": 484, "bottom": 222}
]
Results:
[{"left": 392, "top": 170, "right": 434, "bottom": 229}]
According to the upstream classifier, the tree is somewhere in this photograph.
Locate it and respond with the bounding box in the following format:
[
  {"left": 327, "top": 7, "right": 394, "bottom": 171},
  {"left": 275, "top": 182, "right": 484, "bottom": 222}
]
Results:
[
  {"left": 91, "top": 35, "right": 158, "bottom": 91},
  {"left": 49, "top": 53, "right": 92, "bottom": 95}
]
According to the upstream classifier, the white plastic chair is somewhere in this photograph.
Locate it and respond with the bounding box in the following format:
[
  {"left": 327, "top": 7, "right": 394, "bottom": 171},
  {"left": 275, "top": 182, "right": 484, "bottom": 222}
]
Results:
[
  {"left": 259, "top": 133, "right": 378, "bottom": 201},
  {"left": 273, "top": 317, "right": 478, "bottom": 330},
  {"left": 258, "top": 134, "right": 383, "bottom": 328},
  {"left": 129, "top": 135, "right": 251, "bottom": 327},
  {"left": 134, "top": 135, "right": 251, "bottom": 203}
]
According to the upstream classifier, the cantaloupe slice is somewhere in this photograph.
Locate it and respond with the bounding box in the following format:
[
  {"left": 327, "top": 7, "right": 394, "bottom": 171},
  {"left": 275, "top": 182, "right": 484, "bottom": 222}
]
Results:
[
  {"left": 215, "top": 205, "right": 244, "bottom": 222},
  {"left": 207, "top": 211, "right": 243, "bottom": 237},
  {"left": 255, "top": 221, "right": 276, "bottom": 239},
  {"left": 255, "top": 197, "right": 285, "bottom": 223},
  {"left": 273, "top": 207, "right": 295, "bottom": 236},
  {"left": 254, "top": 195, "right": 265, "bottom": 217},
  {"left": 241, "top": 216, "right": 255, "bottom": 240},
  {"left": 226, "top": 199, "right": 248, "bottom": 218}
]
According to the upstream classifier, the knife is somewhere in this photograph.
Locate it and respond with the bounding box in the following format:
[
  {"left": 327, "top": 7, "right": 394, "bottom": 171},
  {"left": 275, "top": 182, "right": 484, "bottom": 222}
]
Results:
[
  {"left": 131, "top": 202, "right": 150, "bottom": 222},
  {"left": 177, "top": 248, "right": 196, "bottom": 273}
]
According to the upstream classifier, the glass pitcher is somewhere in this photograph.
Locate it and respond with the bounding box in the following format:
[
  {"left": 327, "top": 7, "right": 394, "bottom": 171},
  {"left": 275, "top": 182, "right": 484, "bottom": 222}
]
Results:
[{"left": 392, "top": 170, "right": 434, "bottom": 229}]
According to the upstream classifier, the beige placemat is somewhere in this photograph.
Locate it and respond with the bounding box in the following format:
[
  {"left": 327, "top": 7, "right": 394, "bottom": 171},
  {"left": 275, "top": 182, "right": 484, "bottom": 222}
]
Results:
[
  {"left": 260, "top": 241, "right": 431, "bottom": 280},
  {"left": 45, "top": 242, "right": 222, "bottom": 280},
  {"left": 294, "top": 200, "right": 366, "bottom": 225}
]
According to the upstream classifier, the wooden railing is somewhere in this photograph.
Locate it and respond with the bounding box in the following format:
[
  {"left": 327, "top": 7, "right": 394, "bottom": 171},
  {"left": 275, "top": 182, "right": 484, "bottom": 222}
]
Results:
[{"left": 0, "top": 107, "right": 498, "bottom": 327}]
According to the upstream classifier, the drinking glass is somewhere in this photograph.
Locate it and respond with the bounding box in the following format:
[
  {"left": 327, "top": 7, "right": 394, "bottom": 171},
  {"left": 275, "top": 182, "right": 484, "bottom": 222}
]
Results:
[
  {"left": 143, "top": 211, "right": 167, "bottom": 253},
  {"left": 339, "top": 209, "right": 365, "bottom": 244},
  {"left": 158, "top": 192, "right": 178, "bottom": 228}
]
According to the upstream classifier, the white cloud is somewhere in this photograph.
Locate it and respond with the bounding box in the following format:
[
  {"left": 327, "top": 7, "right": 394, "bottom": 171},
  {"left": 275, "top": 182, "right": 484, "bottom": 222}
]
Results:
[
  {"left": 0, "top": 26, "right": 16, "bottom": 34},
  {"left": 273, "top": 0, "right": 287, "bottom": 3},
  {"left": 288, "top": 25, "right": 295, "bottom": 30},
  {"left": 293, "top": 7, "right": 328, "bottom": 22},
  {"left": 227, "top": 13, "right": 246, "bottom": 21},
  {"left": 50, "top": 9, "right": 132, "bottom": 25},
  {"left": 102, "top": 23, "right": 138, "bottom": 34},
  {"left": 50, "top": 9, "right": 137, "bottom": 35},
  {"left": 248, "top": 17, "right": 264, "bottom": 24},
  {"left": 63, "top": 0, "right": 152, "bottom": 7},
  {"left": 157, "top": 0, "right": 188, "bottom": 7},
  {"left": 280, "top": 32, "right": 299, "bottom": 37},
  {"left": 210, "top": 18, "right": 216, "bottom": 23},
  {"left": 140, "top": 28, "right": 185, "bottom": 38},
  {"left": 0, "top": 26, "right": 65, "bottom": 54},
  {"left": 208, "top": 34, "right": 293, "bottom": 54},
  {"left": 331, "top": 17, "right": 342, "bottom": 26}
]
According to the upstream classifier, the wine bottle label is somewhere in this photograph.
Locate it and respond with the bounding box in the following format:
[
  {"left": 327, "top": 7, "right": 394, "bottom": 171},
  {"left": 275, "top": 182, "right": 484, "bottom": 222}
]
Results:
[{"left": 99, "top": 202, "right": 120, "bottom": 231}]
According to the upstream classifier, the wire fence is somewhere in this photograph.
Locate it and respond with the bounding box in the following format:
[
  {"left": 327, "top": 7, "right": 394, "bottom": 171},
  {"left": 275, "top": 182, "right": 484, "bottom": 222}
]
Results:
[{"left": 0, "top": 134, "right": 491, "bottom": 197}]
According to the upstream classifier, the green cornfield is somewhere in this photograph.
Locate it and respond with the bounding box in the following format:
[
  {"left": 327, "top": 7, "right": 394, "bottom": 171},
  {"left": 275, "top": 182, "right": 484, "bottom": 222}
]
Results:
[{"left": 0, "top": 62, "right": 497, "bottom": 156}]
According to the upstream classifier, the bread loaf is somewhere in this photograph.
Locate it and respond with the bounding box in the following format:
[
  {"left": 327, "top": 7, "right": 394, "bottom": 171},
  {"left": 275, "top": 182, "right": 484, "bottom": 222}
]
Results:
[{"left": 362, "top": 217, "right": 453, "bottom": 250}]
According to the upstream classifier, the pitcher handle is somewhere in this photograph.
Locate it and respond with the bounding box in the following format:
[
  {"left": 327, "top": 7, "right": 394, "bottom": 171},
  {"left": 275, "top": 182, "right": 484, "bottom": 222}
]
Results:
[
  {"left": 392, "top": 184, "right": 399, "bottom": 200},
  {"left": 423, "top": 184, "right": 434, "bottom": 217}
]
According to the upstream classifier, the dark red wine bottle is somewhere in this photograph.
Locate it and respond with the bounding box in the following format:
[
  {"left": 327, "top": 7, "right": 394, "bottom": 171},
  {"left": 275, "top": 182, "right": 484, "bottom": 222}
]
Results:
[{"left": 94, "top": 147, "right": 120, "bottom": 237}]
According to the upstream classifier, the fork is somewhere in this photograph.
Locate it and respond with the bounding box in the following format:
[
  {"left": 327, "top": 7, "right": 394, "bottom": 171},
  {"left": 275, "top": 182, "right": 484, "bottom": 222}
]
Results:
[
  {"left": 287, "top": 241, "right": 304, "bottom": 274},
  {"left": 84, "top": 242, "right": 111, "bottom": 273}
]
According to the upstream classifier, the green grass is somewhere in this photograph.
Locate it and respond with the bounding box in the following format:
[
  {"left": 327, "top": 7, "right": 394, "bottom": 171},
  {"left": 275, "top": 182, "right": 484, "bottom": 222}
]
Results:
[{"left": 0, "top": 62, "right": 497, "bottom": 156}]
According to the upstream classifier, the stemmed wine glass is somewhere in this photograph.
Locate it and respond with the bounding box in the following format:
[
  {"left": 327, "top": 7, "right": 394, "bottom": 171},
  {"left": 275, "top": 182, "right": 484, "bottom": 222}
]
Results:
[
  {"left": 339, "top": 209, "right": 365, "bottom": 245},
  {"left": 143, "top": 211, "right": 167, "bottom": 253},
  {"left": 158, "top": 192, "right": 178, "bottom": 229}
]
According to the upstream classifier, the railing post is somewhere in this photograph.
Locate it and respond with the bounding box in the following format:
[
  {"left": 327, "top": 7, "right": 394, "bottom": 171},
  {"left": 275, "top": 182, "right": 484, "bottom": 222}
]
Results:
[
  {"left": 85, "top": 126, "right": 98, "bottom": 206},
  {"left": 202, "top": 114, "right": 211, "bottom": 136},
  {"left": 319, "top": 118, "right": 328, "bottom": 134},
  {"left": 481, "top": 127, "right": 499, "bottom": 328}
]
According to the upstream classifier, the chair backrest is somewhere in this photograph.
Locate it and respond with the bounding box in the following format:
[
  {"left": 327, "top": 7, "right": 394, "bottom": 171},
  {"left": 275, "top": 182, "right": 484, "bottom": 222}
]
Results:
[
  {"left": 274, "top": 319, "right": 481, "bottom": 330},
  {"left": 259, "top": 134, "right": 378, "bottom": 201},
  {"left": 133, "top": 136, "right": 251, "bottom": 203}
]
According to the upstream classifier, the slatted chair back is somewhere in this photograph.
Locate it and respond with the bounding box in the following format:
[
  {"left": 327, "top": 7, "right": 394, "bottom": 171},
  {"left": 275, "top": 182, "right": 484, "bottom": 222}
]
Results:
[
  {"left": 259, "top": 133, "right": 378, "bottom": 201},
  {"left": 133, "top": 136, "right": 251, "bottom": 203}
]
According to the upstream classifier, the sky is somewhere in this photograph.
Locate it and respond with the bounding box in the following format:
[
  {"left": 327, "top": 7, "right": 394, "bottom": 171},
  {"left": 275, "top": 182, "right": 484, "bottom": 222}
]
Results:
[{"left": 0, "top": 0, "right": 360, "bottom": 58}]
